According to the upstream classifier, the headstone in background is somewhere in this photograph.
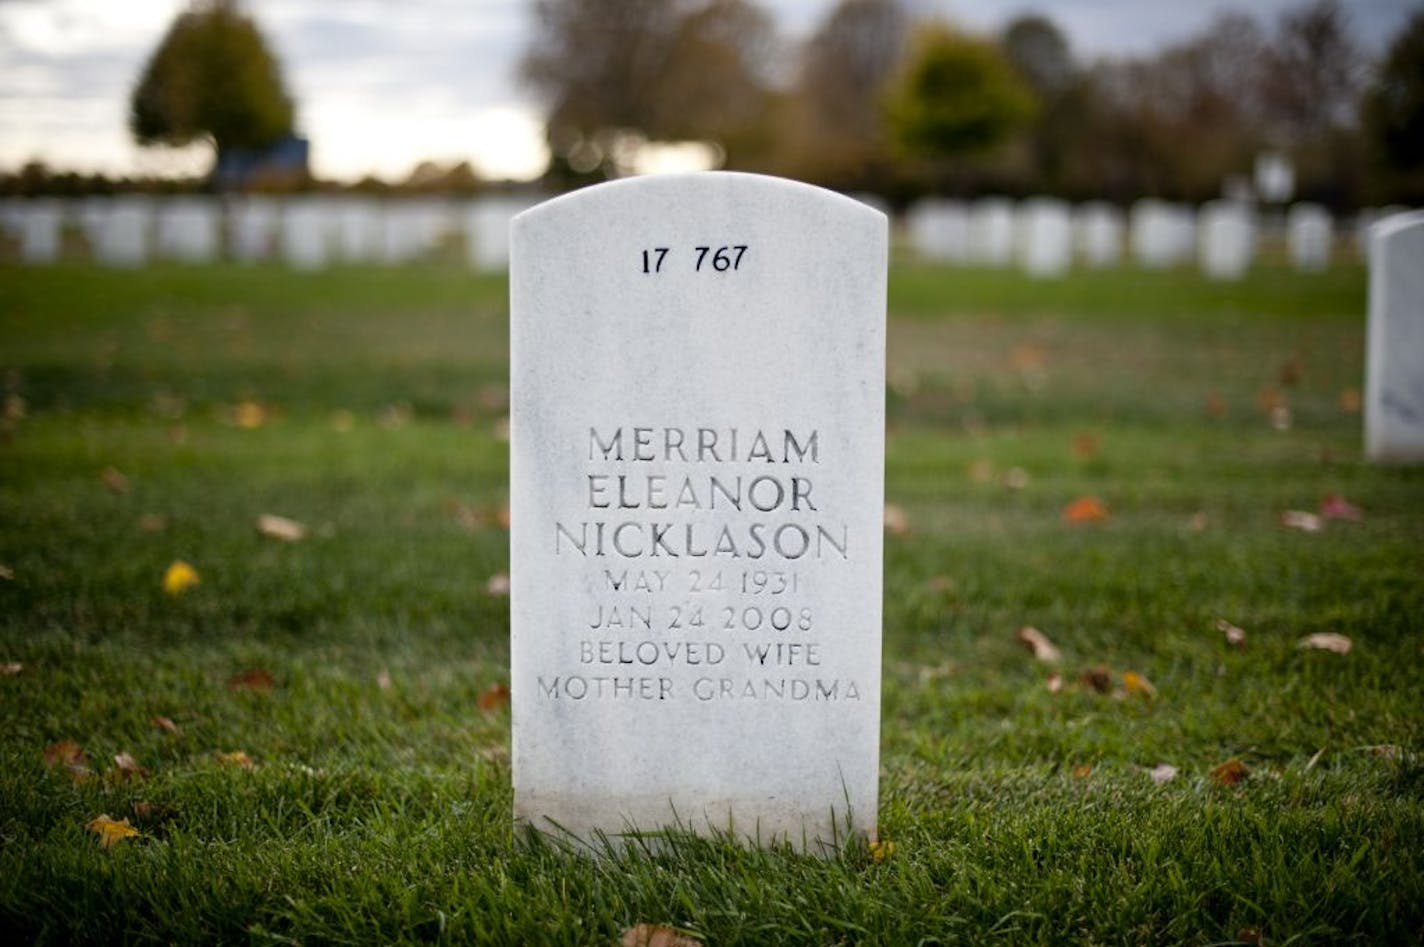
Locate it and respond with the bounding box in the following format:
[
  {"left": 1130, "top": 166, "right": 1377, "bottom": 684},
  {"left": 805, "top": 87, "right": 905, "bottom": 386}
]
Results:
[
  {"left": 1198, "top": 200, "right": 1255, "bottom": 281},
  {"left": 156, "top": 197, "right": 220, "bottom": 263},
  {"left": 281, "top": 197, "right": 332, "bottom": 270},
  {"left": 93, "top": 197, "right": 152, "bottom": 268},
  {"left": 510, "top": 172, "right": 886, "bottom": 851},
  {"left": 20, "top": 199, "right": 63, "bottom": 263},
  {"left": 1016, "top": 197, "right": 1072, "bottom": 278},
  {"left": 1255, "top": 151, "right": 1295, "bottom": 204},
  {"left": 970, "top": 197, "right": 1015, "bottom": 267},
  {"left": 229, "top": 196, "right": 279, "bottom": 263},
  {"left": 381, "top": 201, "right": 428, "bottom": 264},
  {"left": 1132, "top": 199, "right": 1194, "bottom": 269},
  {"left": 335, "top": 196, "right": 384, "bottom": 263},
  {"left": 466, "top": 196, "right": 537, "bottom": 272},
  {"left": 906, "top": 199, "right": 969, "bottom": 263},
  {"left": 1365, "top": 210, "right": 1424, "bottom": 463},
  {"left": 1287, "top": 203, "right": 1332, "bottom": 272},
  {"left": 1074, "top": 202, "right": 1123, "bottom": 267}
]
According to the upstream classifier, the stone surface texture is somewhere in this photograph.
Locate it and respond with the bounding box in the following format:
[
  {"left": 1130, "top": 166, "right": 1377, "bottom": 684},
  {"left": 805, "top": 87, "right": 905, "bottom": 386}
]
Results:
[
  {"left": 510, "top": 172, "right": 886, "bottom": 851},
  {"left": 1366, "top": 210, "right": 1424, "bottom": 462}
]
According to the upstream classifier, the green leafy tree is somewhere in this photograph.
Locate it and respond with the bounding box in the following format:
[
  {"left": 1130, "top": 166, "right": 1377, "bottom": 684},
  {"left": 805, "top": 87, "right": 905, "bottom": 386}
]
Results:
[
  {"left": 1366, "top": 11, "right": 1424, "bottom": 176},
  {"left": 884, "top": 23, "right": 1037, "bottom": 164},
  {"left": 130, "top": 0, "right": 295, "bottom": 162}
]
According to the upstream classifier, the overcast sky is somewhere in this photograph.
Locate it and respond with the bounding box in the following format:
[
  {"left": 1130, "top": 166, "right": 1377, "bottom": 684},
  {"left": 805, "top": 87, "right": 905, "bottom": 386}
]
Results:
[{"left": 0, "top": 0, "right": 1417, "bottom": 182}]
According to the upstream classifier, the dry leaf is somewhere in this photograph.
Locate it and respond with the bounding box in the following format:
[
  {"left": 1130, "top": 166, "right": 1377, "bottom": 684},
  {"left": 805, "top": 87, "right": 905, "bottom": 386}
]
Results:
[
  {"left": 1278, "top": 356, "right": 1303, "bottom": 387},
  {"left": 332, "top": 409, "right": 355, "bottom": 432},
  {"left": 967, "top": 458, "right": 994, "bottom": 483},
  {"left": 1299, "top": 633, "right": 1352, "bottom": 654},
  {"left": 138, "top": 514, "right": 168, "bottom": 532},
  {"left": 1215, "top": 619, "right": 1247, "bottom": 648},
  {"left": 496, "top": 504, "right": 511, "bottom": 529},
  {"left": 1123, "top": 670, "right": 1157, "bottom": 698},
  {"left": 234, "top": 401, "right": 266, "bottom": 429},
  {"left": 1256, "top": 387, "right": 1283, "bottom": 413},
  {"left": 1149, "top": 763, "right": 1178, "bottom": 784},
  {"left": 0, "top": 563, "right": 12, "bottom": 580},
  {"left": 620, "top": 924, "right": 702, "bottom": 947},
  {"left": 87, "top": 814, "right": 142, "bottom": 849},
  {"left": 493, "top": 416, "right": 511, "bottom": 441},
  {"left": 1080, "top": 665, "right": 1112, "bottom": 694},
  {"left": 1003, "top": 467, "right": 1030, "bottom": 490},
  {"left": 1205, "top": 391, "right": 1227, "bottom": 418},
  {"left": 1280, "top": 510, "right": 1322, "bottom": 532},
  {"left": 1189, "top": 512, "right": 1209, "bottom": 532},
  {"left": 1210, "top": 758, "right": 1250, "bottom": 785},
  {"left": 869, "top": 839, "right": 896, "bottom": 862},
  {"left": 1072, "top": 432, "right": 1099, "bottom": 458},
  {"left": 228, "top": 667, "right": 275, "bottom": 691},
  {"left": 113, "top": 751, "right": 149, "bottom": 782},
  {"left": 2, "top": 661, "right": 21, "bottom": 675},
  {"left": 162, "top": 560, "right": 200, "bottom": 595},
  {"left": 1339, "top": 387, "right": 1362, "bottom": 413},
  {"left": 1016, "top": 626, "right": 1061, "bottom": 663},
  {"left": 1236, "top": 928, "right": 1264, "bottom": 946},
  {"left": 152, "top": 715, "right": 181, "bottom": 736},
  {"left": 44, "top": 739, "right": 91, "bottom": 781},
  {"left": 1046, "top": 671, "right": 1063, "bottom": 693},
  {"left": 478, "top": 682, "right": 511, "bottom": 712},
  {"left": 485, "top": 573, "right": 511, "bottom": 596},
  {"left": 1319, "top": 493, "right": 1363, "bottom": 521},
  {"left": 1071, "top": 764, "right": 1093, "bottom": 779},
  {"left": 883, "top": 504, "right": 909, "bottom": 535},
  {"left": 101, "top": 466, "right": 129, "bottom": 495},
  {"left": 217, "top": 750, "right": 255, "bottom": 769},
  {"left": 256, "top": 513, "right": 306, "bottom": 542},
  {"left": 376, "top": 669, "right": 393, "bottom": 691},
  {"left": 1062, "top": 496, "right": 1108, "bottom": 523},
  {"left": 1270, "top": 405, "right": 1293, "bottom": 431}
]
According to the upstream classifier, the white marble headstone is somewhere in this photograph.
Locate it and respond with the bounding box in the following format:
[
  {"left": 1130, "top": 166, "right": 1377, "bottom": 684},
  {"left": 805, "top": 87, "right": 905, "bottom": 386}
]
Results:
[
  {"left": 906, "top": 200, "right": 969, "bottom": 263},
  {"left": 335, "top": 197, "right": 384, "bottom": 263},
  {"left": 94, "top": 197, "right": 152, "bottom": 268},
  {"left": 229, "top": 197, "right": 278, "bottom": 263},
  {"left": 1198, "top": 200, "right": 1255, "bottom": 281},
  {"left": 281, "top": 198, "right": 332, "bottom": 270},
  {"left": 466, "top": 196, "right": 537, "bottom": 272},
  {"left": 510, "top": 172, "right": 886, "bottom": 851},
  {"left": 20, "top": 200, "right": 62, "bottom": 263},
  {"left": 970, "top": 197, "right": 1015, "bottom": 266},
  {"left": 1287, "top": 203, "right": 1332, "bottom": 272},
  {"left": 1074, "top": 202, "right": 1122, "bottom": 267},
  {"left": 1016, "top": 197, "right": 1072, "bottom": 277},
  {"left": 1366, "top": 210, "right": 1424, "bottom": 462},
  {"left": 156, "top": 197, "right": 220, "bottom": 263}
]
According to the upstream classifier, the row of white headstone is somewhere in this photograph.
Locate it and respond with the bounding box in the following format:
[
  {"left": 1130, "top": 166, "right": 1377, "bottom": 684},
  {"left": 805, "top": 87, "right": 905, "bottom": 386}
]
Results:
[
  {"left": 904, "top": 197, "right": 1403, "bottom": 278},
  {"left": 0, "top": 194, "right": 541, "bottom": 271}
]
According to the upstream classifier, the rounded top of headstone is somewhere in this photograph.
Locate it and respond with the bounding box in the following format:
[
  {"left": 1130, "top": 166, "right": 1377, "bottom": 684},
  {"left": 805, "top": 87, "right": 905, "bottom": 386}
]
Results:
[
  {"left": 1372, "top": 208, "right": 1424, "bottom": 242},
  {"left": 513, "top": 171, "right": 887, "bottom": 229}
]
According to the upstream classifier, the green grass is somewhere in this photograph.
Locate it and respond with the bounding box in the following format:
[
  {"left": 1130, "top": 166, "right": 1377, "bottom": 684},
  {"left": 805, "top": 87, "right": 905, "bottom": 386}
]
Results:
[{"left": 1, "top": 261, "right": 1421, "bottom": 944}]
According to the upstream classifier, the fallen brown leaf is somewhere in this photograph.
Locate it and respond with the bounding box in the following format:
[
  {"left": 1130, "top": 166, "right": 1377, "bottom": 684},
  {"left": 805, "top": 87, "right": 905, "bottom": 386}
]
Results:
[
  {"left": 1215, "top": 619, "right": 1246, "bottom": 648},
  {"left": 1339, "top": 387, "right": 1362, "bottom": 413},
  {"left": 1, "top": 661, "right": 21, "bottom": 675},
  {"left": 1016, "top": 626, "right": 1061, "bottom": 663},
  {"left": 233, "top": 401, "right": 266, "bottom": 429},
  {"left": 621, "top": 923, "right": 702, "bottom": 947},
  {"left": 1205, "top": 391, "right": 1227, "bottom": 418},
  {"left": 485, "top": 573, "right": 511, "bottom": 596},
  {"left": 113, "top": 751, "right": 149, "bottom": 782},
  {"left": 967, "top": 458, "right": 994, "bottom": 483},
  {"left": 138, "top": 514, "right": 168, "bottom": 532},
  {"left": 493, "top": 416, "right": 510, "bottom": 441},
  {"left": 1046, "top": 671, "right": 1063, "bottom": 694},
  {"left": 151, "top": 715, "right": 181, "bottom": 736},
  {"left": 1072, "top": 432, "right": 1100, "bottom": 458},
  {"left": 1210, "top": 758, "right": 1250, "bottom": 786},
  {"left": 496, "top": 504, "right": 511, "bottom": 529},
  {"left": 44, "top": 739, "right": 91, "bottom": 781},
  {"left": 228, "top": 668, "right": 275, "bottom": 692},
  {"left": 1071, "top": 764, "right": 1093, "bottom": 779},
  {"left": 1003, "top": 467, "right": 1030, "bottom": 490},
  {"left": 332, "top": 409, "right": 355, "bottom": 432},
  {"left": 0, "top": 564, "right": 12, "bottom": 580},
  {"left": 1062, "top": 495, "right": 1108, "bottom": 523},
  {"left": 87, "top": 814, "right": 142, "bottom": 849},
  {"left": 1299, "top": 633, "right": 1352, "bottom": 654},
  {"left": 101, "top": 466, "right": 130, "bottom": 495},
  {"left": 1080, "top": 665, "right": 1112, "bottom": 694},
  {"left": 376, "top": 669, "right": 393, "bottom": 691},
  {"left": 1256, "top": 387, "right": 1284, "bottom": 413},
  {"left": 1236, "top": 927, "right": 1264, "bottom": 946},
  {"left": 478, "top": 682, "right": 511, "bottom": 712},
  {"left": 256, "top": 513, "right": 306, "bottom": 542},
  {"left": 1122, "top": 670, "right": 1157, "bottom": 698},
  {"left": 1278, "top": 356, "right": 1303, "bottom": 387}
]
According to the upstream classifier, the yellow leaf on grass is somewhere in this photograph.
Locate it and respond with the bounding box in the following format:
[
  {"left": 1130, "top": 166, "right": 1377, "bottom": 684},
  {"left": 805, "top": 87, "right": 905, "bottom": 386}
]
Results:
[
  {"left": 620, "top": 924, "right": 702, "bottom": 947},
  {"left": 256, "top": 513, "right": 306, "bottom": 542},
  {"left": 869, "top": 839, "right": 896, "bottom": 862},
  {"left": 1015, "top": 626, "right": 1061, "bottom": 663},
  {"left": 234, "top": 401, "right": 266, "bottom": 429},
  {"left": 162, "top": 560, "right": 199, "bottom": 595},
  {"left": 217, "top": 750, "right": 255, "bottom": 769},
  {"left": 1299, "top": 633, "right": 1352, "bottom": 654},
  {"left": 87, "top": 814, "right": 142, "bottom": 849},
  {"left": 1123, "top": 670, "right": 1157, "bottom": 698}
]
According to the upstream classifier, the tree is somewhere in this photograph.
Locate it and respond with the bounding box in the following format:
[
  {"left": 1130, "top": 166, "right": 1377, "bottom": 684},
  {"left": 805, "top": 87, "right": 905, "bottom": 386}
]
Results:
[
  {"left": 883, "top": 23, "right": 1036, "bottom": 165},
  {"left": 1365, "top": 11, "right": 1424, "bottom": 175},
  {"left": 785, "top": 0, "right": 909, "bottom": 189},
  {"left": 130, "top": 0, "right": 294, "bottom": 164},
  {"left": 521, "top": 0, "right": 774, "bottom": 180},
  {"left": 1002, "top": 15, "right": 1073, "bottom": 99}
]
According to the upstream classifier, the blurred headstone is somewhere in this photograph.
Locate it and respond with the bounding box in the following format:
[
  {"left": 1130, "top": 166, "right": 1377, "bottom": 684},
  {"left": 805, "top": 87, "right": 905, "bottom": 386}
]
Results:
[
  {"left": 20, "top": 200, "right": 62, "bottom": 264},
  {"left": 1132, "top": 199, "right": 1194, "bottom": 269},
  {"left": 510, "top": 172, "right": 886, "bottom": 851},
  {"left": 466, "top": 196, "right": 537, "bottom": 272},
  {"left": 970, "top": 197, "right": 1015, "bottom": 266},
  {"left": 156, "top": 197, "right": 220, "bottom": 263},
  {"left": 1016, "top": 198, "right": 1072, "bottom": 277},
  {"left": 335, "top": 197, "right": 383, "bottom": 263},
  {"left": 906, "top": 199, "right": 969, "bottom": 263},
  {"left": 229, "top": 196, "right": 279, "bottom": 263},
  {"left": 1287, "top": 203, "right": 1332, "bottom": 271},
  {"left": 1255, "top": 152, "right": 1295, "bottom": 204},
  {"left": 1074, "top": 202, "right": 1122, "bottom": 267},
  {"left": 1366, "top": 210, "right": 1424, "bottom": 462},
  {"left": 281, "top": 197, "right": 332, "bottom": 270},
  {"left": 94, "top": 197, "right": 152, "bottom": 268},
  {"left": 1198, "top": 200, "right": 1255, "bottom": 281}
]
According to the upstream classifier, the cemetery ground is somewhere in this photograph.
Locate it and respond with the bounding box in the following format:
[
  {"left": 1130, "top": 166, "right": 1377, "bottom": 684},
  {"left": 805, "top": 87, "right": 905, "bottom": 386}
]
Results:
[{"left": 1, "top": 260, "right": 1421, "bottom": 945}]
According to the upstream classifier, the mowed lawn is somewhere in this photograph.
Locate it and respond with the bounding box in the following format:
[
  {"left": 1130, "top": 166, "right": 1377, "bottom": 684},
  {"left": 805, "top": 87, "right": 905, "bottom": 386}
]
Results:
[{"left": 1, "top": 260, "right": 1421, "bottom": 944}]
